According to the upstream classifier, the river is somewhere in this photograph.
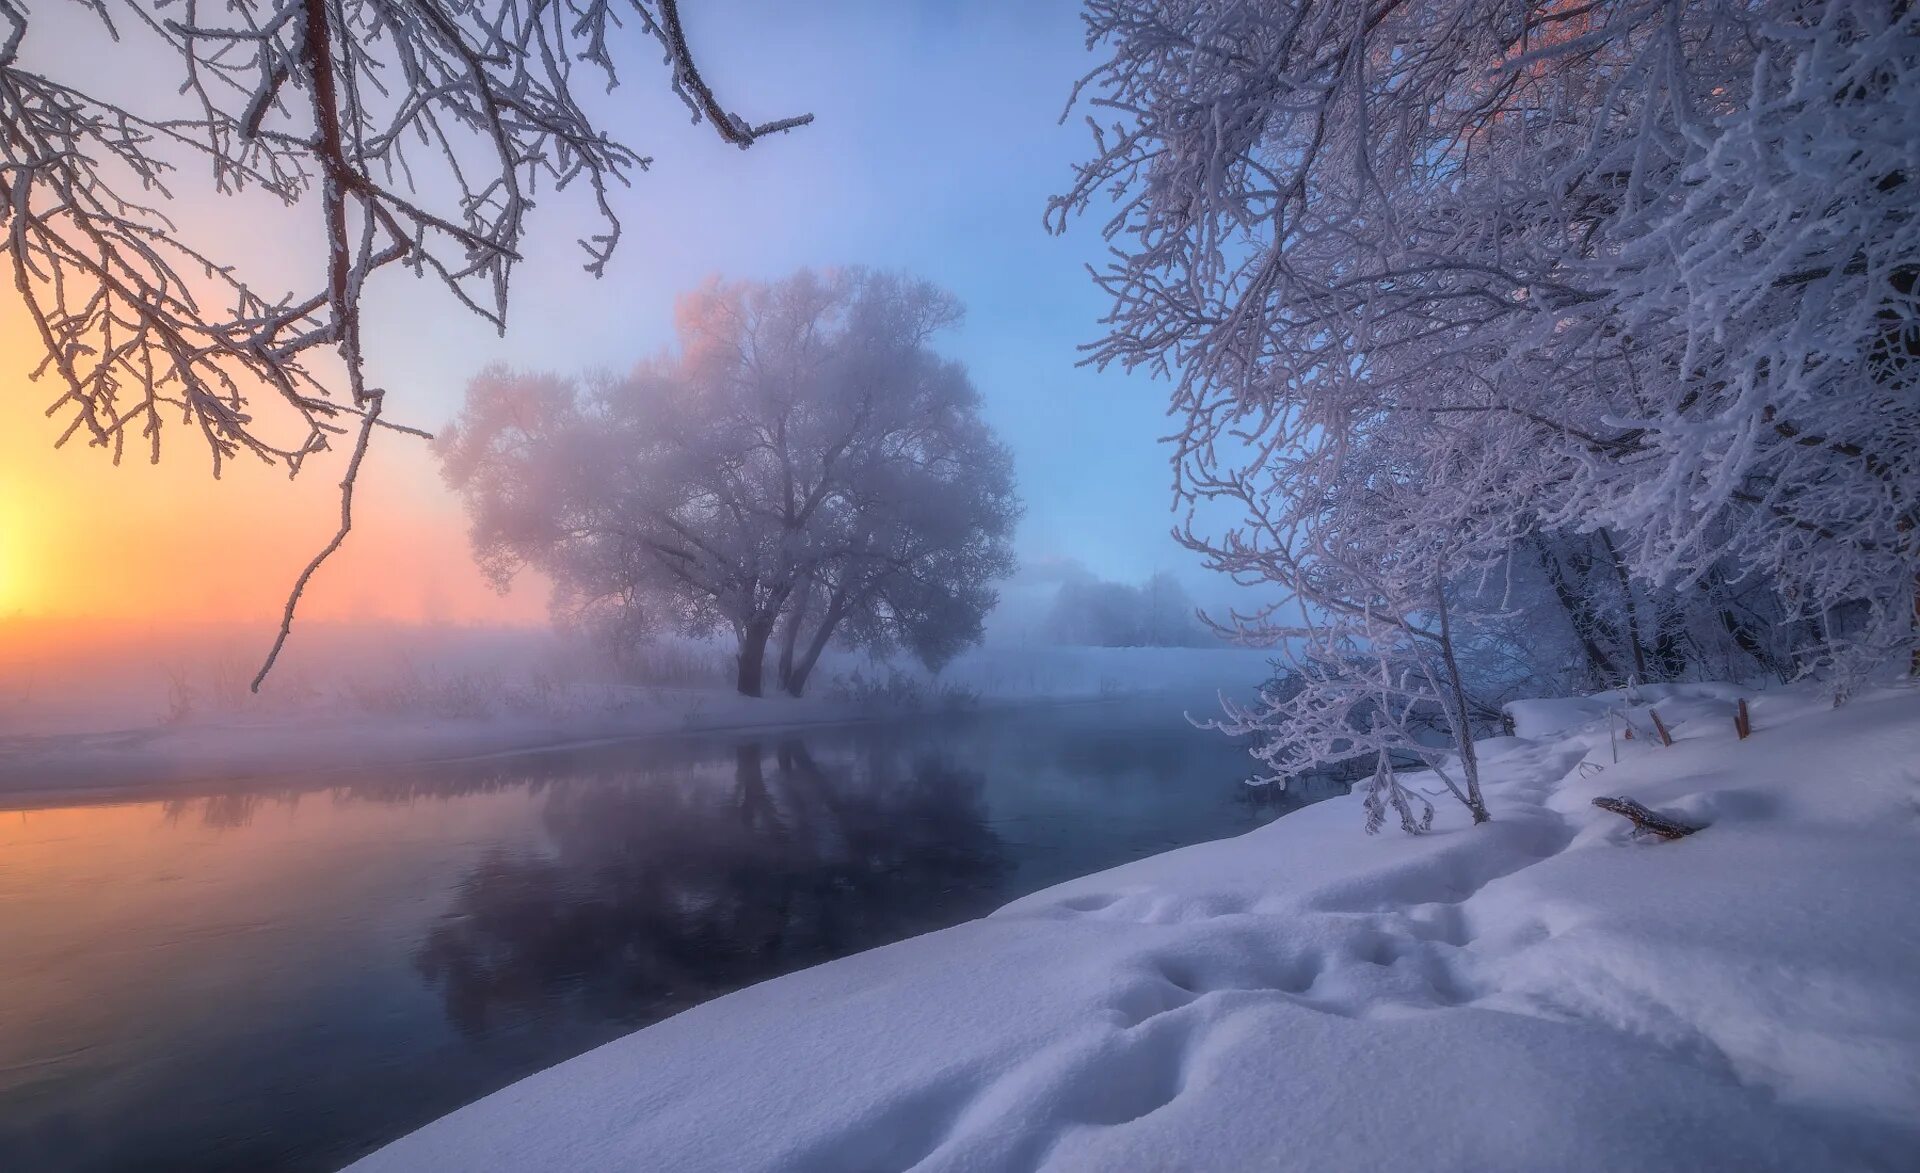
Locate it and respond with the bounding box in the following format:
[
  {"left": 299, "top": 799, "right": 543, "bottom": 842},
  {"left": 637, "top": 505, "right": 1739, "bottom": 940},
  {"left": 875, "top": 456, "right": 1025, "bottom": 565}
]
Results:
[{"left": 0, "top": 700, "right": 1340, "bottom": 1171}]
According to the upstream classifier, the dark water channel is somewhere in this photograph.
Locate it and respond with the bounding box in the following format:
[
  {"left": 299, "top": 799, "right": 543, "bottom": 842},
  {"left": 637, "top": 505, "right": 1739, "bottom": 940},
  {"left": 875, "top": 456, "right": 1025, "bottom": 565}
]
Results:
[{"left": 0, "top": 701, "right": 1341, "bottom": 1172}]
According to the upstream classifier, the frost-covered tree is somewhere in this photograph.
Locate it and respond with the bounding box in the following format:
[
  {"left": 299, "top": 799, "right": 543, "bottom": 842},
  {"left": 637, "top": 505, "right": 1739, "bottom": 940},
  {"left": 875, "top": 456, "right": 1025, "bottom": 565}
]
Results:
[
  {"left": 1507, "top": 533, "right": 1800, "bottom": 693},
  {"left": 1046, "top": 577, "right": 1145, "bottom": 647},
  {"left": 1140, "top": 571, "right": 1209, "bottom": 647},
  {"left": 1054, "top": 0, "right": 1919, "bottom": 826},
  {"left": 1199, "top": 454, "right": 1500, "bottom": 823},
  {"left": 0, "top": 0, "right": 810, "bottom": 684},
  {"left": 1045, "top": 569, "right": 1210, "bottom": 647},
  {"left": 438, "top": 269, "right": 1019, "bottom": 697}
]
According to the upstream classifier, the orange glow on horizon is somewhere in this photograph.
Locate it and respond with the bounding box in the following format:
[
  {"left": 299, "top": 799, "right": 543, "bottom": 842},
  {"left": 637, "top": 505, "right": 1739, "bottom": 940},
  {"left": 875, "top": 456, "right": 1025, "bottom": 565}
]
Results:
[
  {"left": 0, "top": 488, "right": 33, "bottom": 615},
  {"left": 1, "top": 312, "right": 548, "bottom": 635}
]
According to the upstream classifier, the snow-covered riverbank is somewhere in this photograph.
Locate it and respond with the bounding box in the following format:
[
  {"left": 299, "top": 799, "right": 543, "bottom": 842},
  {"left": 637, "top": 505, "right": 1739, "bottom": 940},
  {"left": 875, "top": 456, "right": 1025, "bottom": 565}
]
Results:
[{"left": 353, "top": 681, "right": 1920, "bottom": 1172}]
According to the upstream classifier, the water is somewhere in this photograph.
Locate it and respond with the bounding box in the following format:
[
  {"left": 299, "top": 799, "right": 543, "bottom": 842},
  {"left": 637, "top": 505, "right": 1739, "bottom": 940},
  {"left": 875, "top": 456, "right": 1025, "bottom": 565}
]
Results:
[{"left": 0, "top": 701, "right": 1340, "bottom": 1172}]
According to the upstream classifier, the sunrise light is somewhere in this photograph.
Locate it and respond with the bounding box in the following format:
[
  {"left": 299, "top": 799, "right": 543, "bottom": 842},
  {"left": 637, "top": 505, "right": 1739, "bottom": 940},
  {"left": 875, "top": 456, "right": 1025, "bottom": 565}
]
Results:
[{"left": 0, "top": 471, "right": 37, "bottom": 616}]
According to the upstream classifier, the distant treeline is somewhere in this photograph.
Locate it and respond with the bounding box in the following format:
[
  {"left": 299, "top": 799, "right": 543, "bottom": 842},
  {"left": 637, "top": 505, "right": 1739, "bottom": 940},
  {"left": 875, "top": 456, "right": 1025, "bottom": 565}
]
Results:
[{"left": 1045, "top": 571, "right": 1214, "bottom": 649}]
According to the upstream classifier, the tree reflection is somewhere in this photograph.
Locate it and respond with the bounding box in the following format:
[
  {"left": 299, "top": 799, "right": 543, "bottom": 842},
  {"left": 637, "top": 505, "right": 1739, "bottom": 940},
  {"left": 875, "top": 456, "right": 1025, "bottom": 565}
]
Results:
[{"left": 414, "top": 737, "right": 1007, "bottom": 1037}]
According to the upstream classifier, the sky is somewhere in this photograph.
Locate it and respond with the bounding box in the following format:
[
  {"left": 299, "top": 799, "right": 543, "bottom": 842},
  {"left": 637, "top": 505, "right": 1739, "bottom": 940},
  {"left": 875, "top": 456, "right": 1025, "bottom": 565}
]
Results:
[{"left": 0, "top": 1, "right": 1214, "bottom": 631}]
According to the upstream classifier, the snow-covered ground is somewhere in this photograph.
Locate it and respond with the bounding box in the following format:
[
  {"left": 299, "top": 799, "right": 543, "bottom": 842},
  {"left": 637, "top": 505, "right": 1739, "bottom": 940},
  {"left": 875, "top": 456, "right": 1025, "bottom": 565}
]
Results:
[
  {"left": 353, "top": 681, "right": 1920, "bottom": 1172},
  {"left": 0, "top": 642, "right": 1278, "bottom": 798}
]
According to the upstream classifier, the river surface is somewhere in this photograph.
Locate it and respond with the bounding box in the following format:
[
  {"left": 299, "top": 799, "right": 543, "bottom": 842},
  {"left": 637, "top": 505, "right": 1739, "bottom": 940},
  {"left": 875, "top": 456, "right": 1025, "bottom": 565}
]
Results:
[{"left": 0, "top": 701, "right": 1340, "bottom": 1172}]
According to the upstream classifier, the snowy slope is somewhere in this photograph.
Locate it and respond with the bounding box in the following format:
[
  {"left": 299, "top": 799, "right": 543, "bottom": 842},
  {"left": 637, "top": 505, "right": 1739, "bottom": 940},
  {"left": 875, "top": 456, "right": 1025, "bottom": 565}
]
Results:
[{"left": 351, "top": 683, "right": 1920, "bottom": 1172}]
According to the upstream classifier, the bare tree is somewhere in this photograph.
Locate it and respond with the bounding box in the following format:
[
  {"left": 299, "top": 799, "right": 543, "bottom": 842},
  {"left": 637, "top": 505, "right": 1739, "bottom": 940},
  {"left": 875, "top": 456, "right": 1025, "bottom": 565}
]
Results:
[
  {"left": 438, "top": 269, "right": 1020, "bottom": 697},
  {"left": 0, "top": 0, "right": 810, "bottom": 686}
]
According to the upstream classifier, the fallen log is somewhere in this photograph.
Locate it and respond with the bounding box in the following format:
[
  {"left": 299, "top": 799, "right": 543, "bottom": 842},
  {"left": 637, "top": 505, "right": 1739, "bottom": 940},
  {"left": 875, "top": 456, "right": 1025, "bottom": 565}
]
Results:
[{"left": 1592, "top": 796, "right": 1700, "bottom": 840}]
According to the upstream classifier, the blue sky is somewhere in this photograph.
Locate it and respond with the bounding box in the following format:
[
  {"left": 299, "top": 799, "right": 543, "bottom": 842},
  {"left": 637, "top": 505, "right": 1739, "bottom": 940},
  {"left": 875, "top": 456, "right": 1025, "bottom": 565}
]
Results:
[{"left": 362, "top": 0, "right": 1200, "bottom": 589}]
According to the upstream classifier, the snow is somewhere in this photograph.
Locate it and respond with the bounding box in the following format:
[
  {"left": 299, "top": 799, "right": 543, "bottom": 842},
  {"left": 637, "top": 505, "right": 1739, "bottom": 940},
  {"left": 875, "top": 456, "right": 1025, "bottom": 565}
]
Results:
[
  {"left": 1503, "top": 682, "right": 1749, "bottom": 740},
  {"left": 351, "top": 681, "right": 1920, "bottom": 1172}
]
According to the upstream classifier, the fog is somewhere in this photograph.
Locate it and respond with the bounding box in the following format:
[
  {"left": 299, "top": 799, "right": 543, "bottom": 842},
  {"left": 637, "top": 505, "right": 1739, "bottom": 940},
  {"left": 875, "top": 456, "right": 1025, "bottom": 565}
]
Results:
[{"left": 0, "top": 558, "right": 1274, "bottom": 746}]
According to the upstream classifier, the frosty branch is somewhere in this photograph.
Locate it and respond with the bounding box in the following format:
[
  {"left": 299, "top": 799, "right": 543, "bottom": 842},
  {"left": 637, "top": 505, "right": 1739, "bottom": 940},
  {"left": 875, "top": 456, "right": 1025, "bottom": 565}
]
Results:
[
  {"left": 1057, "top": 0, "right": 1919, "bottom": 829},
  {"left": 0, "top": 0, "right": 812, "bottom": 686}
]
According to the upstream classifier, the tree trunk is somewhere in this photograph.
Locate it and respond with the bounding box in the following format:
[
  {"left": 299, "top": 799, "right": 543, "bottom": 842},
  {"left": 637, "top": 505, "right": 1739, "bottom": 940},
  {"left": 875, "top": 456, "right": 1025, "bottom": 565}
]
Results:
[
  {"left": 784, "top": 593, "right": 850, "bottom": 698},
  {"left": 776, "top": 583, "right": 812, "bottom": 694},
  {"left": 1911, "top": 566, "right": 1920, "bottom": 678},
  {"left": 1432, "top": 585, "right": 1490, "bottom": 824},
  {"left": 1536, "top": 541, "right": 1622, "bottom": 685},
  {"left": 1595, "top": 529, "right": 1650, "bottom": 682},
  {"left": 736, "top": 616, "right": 775, "bottom": 697}
]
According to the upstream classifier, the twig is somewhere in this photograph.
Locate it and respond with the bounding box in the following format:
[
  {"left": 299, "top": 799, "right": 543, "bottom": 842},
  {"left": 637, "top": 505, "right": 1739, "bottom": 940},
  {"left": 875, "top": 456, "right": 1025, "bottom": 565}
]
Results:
[
  {"left": 252, "top": 396, "right": 381, "bottom": 692},
  {"left": 654, "top": 0, "right": 813, "bottom": 147}
]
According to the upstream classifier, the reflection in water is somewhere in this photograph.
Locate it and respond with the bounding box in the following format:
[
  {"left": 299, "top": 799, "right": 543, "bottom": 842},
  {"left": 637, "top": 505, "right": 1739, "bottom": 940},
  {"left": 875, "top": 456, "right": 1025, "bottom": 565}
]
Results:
[
  {"left": 416, "top": 740, "right": 1007, "bottom": 1037},
  {"left": 0, "top": 703, "right": 1340, "bottom": 1173}
]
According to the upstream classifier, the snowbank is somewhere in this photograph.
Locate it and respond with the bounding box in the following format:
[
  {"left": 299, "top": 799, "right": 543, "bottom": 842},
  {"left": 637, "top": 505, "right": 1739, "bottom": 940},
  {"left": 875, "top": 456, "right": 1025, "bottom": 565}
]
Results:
[
  {"left": 353, "top": 682, "right": 1920, "bottom": 1172},
  {"left": 1503, "top": 681, "right": 1747, "bottom": 740}
]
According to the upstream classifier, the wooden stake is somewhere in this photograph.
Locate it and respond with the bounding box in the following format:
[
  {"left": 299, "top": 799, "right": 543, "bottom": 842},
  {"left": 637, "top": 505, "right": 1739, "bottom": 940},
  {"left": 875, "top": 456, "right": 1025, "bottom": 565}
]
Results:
[
  {"left": 1735, "top": 698, "right": 1751, "bottom": 740},
  {"left": 1648, "top": 708, "right": 1674, "bottom": 747}
]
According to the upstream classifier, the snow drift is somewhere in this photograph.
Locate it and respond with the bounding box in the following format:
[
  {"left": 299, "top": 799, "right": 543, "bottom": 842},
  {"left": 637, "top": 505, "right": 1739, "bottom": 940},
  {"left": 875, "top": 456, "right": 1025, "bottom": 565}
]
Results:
[{"left": 352, "top": 682, "right": 1920, "bottom": 1172}]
